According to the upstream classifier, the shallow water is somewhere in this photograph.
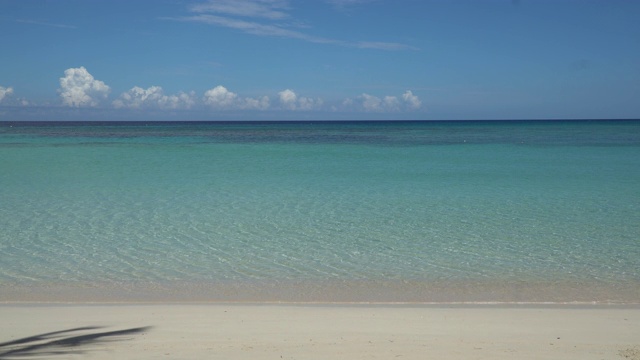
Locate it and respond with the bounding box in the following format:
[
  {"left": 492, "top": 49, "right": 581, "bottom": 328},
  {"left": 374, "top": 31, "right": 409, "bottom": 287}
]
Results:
[{"left": 1, "top": 120, "right": 639, "bottom": 303}]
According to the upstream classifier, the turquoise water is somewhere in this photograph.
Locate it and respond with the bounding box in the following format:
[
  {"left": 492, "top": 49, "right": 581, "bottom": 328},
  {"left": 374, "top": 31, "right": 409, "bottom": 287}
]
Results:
[{"left": 1, "top": 121, "right": 639, "bottom": 303}]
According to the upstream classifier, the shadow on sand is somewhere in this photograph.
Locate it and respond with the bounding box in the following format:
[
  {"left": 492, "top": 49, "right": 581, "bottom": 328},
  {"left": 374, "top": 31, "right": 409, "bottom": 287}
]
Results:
[{"left": 0, "top": 326, "right": 151, "bottom": 359}]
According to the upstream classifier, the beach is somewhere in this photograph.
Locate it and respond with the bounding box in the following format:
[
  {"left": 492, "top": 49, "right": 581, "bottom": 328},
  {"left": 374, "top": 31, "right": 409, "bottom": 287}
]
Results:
[
  {"left": 1, "top": 304, "right": 639, "bottom": 359},
  {"left": 1, "top": 121, "right": 639, "bottom": 358},
  {"left": 2, "top": 0, "right": 640, "bottom": 352}
]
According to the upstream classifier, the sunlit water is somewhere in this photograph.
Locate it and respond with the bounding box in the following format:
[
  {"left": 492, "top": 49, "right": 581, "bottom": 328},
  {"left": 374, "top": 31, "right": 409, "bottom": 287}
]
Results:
[{"left": 1, "top": 121, "right": 639, "bottom": 303}]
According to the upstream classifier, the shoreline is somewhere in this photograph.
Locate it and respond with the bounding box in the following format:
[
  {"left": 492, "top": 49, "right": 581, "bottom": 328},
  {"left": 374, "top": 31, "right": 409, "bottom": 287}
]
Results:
[
  {"left": 3, "top": 300, "right": 640, "bottom": 307},
  {"left": 2, "top": 279, "right": 639, "bottom": 305},
  {"left": 2, "top": 303, "right": 639, "bottom": 359}
]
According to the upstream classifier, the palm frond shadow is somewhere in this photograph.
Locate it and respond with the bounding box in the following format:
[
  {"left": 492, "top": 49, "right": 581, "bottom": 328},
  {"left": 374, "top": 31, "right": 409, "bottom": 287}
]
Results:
[{"left": 0, "top": 326, "right": 151, "bottom": 359}]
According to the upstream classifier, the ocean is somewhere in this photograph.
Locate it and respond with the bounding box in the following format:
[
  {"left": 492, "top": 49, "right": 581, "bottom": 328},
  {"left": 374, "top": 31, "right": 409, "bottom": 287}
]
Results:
[{"left": 1, "top": 120, "right": 639, "bottom": 303}]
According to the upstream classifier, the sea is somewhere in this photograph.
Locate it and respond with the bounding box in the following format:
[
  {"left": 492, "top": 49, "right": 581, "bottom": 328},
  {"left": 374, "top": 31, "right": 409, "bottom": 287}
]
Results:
[{"left": 1, "top": 120, "right": 639, "bottom": 304}]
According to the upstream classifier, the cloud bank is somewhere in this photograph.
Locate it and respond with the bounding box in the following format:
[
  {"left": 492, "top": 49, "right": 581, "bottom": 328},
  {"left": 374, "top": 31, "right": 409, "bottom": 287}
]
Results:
[
  {"left": 58, "top": 66, "right": 110, "bottom": 107},
  {"left": 343, "top": 91, "right": 424, "bottom": 112},
  {"left": 278, "top": 89, "right": 323, "bottom": 110},
  {"left": 203, "top": 85, "right": 270, "bottom": 110},
  {"left": 10, "top": 67, "right": 422, "bottom": 114},
  {"left": 113, "top": 86, "right": 196, "bottom": 110}
]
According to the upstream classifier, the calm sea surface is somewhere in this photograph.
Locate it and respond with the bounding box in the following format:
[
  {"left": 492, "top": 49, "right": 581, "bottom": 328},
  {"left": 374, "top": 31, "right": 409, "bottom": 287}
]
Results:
[{"left": 1, "top": 120, "right": 639, "bottom": 303}]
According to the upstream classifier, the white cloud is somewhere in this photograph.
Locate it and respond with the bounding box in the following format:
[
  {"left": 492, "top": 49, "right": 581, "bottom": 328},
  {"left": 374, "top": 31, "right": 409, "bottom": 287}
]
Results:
[
  {"left": 361, "top": 93, "right": 382, "bottom": 112},
  {"left": 170, "top": 1, "right": 415, "bottom": 50},
  {"left": 298, "top": 96, "right": 323, "bottom": 110},
  {"left": 190, "top": 0, "right": 289, "bottom": 20},
  {"left": 163, "top": 92, "right": 197, "bottom": 109},
  {"left": 242, "top": 95, "right": 271, "bottom": 110},
  {"left": 278, "top": 89, "right": 297, "bottom": 110},
  {"left": 0, "top": 86, "right": 30, "bottom": 107},
  {"left": 346, "top": 91, "right": 422, "bottom": 112},
  {"left": 203, "top": 85, "right": 238, "bottom": 108},
  {"left": 0, "top": 86, "right": 14, "bottom": 103},
  {"left": 278, "top": 89, "right": 322, "bottom": 110},
  {"left": 402, "top": 90, "right": 422, "bottom": 109},
  {"left": 113, "top": 86, "right": 196, "bottom": 110},
  {"left": 383, "top": 95, "right": 400, "bottom": 111},
  {"left": 326, "top": 0, "right": 374, "bottom": 7},
  {"left": 59, "top": 67, "right": 110, "bottom": 107},
  {"left": 50, "top": 65, "right": 421, "bottom": 114},
  {"left": 180, "top": 0, "right": 320, "bottom": 42},
  {"left": 204, "top": 85, "right": 271, "bottom": 110},
  {"left": 177, "top": 14, "right": 336, "bottom": 44}
]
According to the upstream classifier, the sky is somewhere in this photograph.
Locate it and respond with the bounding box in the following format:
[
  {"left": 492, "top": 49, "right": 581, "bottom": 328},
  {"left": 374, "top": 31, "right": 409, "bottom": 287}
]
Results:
[{"left": 0, "top": 0, "right": 639, "bottom": 121}]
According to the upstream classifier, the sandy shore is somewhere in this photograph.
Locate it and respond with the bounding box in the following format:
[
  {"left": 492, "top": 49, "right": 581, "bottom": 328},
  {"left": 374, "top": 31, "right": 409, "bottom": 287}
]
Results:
[{"left": 1, "top": 304, "right": 639, "bottom": 360}]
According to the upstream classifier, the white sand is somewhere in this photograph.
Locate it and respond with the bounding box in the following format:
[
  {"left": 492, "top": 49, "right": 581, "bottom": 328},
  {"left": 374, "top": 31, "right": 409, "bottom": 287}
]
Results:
[{"left": 1, "top": 304, "right": 639, "bottom": 359}]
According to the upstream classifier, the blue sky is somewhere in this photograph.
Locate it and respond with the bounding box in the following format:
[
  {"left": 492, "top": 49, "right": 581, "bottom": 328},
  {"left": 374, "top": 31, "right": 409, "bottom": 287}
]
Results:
[{"left": 0, "top": 0, "right": 639, "bottom": 120}]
